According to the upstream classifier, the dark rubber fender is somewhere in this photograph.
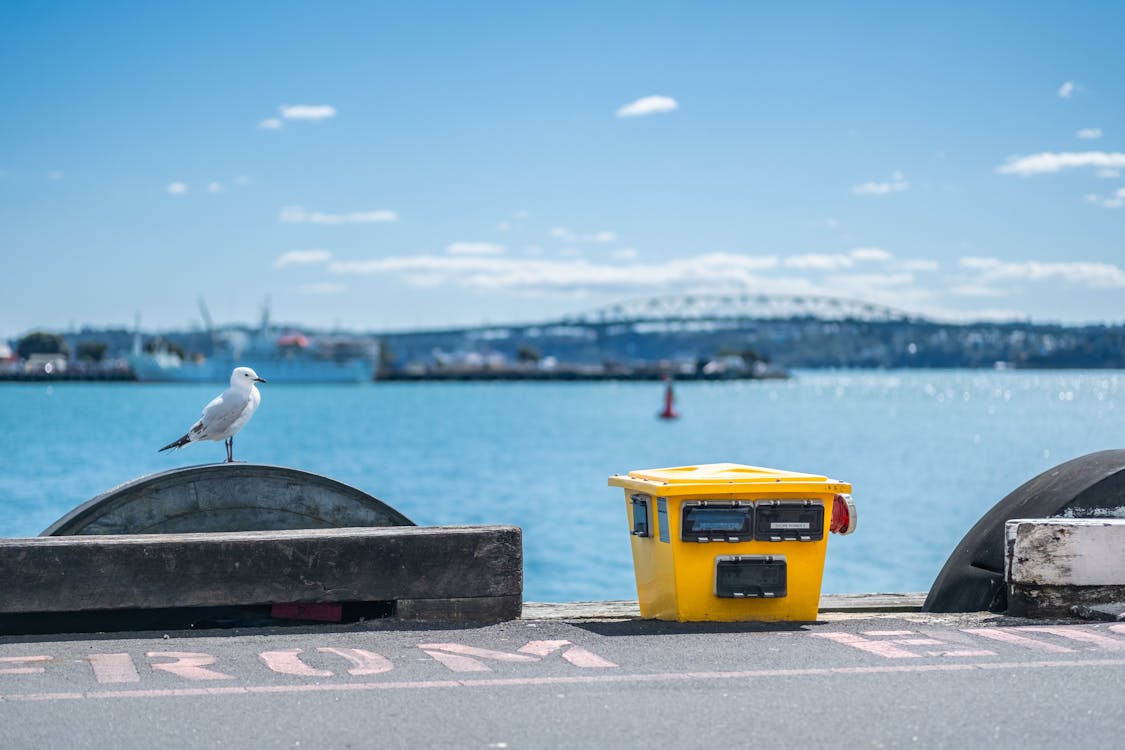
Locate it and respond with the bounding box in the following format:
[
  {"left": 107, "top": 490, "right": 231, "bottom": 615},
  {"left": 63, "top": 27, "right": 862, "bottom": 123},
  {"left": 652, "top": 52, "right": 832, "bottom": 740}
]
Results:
[
  {"left": 923, "top": 449, "right": 1125, "bottom": 613},
  {"left": 42, "top": 463, "right": 414, "bottom": 535}
]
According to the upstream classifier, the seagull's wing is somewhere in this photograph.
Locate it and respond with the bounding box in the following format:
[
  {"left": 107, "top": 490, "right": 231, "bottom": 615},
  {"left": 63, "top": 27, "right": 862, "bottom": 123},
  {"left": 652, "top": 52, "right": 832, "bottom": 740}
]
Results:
[{"left": 194, "top": 390, "right": 252, "bottom": 441}]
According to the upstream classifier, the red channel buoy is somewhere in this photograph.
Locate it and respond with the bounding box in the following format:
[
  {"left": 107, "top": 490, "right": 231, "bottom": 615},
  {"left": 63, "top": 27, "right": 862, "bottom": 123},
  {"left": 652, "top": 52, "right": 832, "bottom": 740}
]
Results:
[{"left": 658, "top": 376, "right": 680, "bottom": 419}]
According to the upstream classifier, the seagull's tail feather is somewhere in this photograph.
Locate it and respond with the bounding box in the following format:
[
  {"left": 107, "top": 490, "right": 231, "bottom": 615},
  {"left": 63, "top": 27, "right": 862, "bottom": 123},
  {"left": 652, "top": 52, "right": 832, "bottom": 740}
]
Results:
[{"left": 159, "top": 434, "right": 192, "bottom": 452}]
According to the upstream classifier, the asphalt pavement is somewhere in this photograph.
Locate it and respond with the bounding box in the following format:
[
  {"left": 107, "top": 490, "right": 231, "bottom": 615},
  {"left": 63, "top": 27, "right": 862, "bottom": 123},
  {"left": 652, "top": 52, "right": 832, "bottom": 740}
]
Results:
[{"left": 2, "top": 610, "right": 1123, "bottom": 749}]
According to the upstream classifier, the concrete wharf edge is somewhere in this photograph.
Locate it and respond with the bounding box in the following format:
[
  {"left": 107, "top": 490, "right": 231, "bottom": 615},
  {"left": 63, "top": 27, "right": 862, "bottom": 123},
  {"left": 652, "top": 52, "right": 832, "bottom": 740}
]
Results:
[
  {"left": 522, "top": 592, "right": 930, "bottom": 621},
  {"left": 0, "top": 525, "right": 522, "bottom": 623}
]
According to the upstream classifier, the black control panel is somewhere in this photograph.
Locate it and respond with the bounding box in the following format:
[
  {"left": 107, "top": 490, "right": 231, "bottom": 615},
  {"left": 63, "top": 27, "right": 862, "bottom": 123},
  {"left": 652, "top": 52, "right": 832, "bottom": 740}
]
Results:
[
  {"left": 680, "top": 501, "right": 753, "bottom": 542},
  {"left": 714, "top": 555, "right": 787, "bottom": 598}
]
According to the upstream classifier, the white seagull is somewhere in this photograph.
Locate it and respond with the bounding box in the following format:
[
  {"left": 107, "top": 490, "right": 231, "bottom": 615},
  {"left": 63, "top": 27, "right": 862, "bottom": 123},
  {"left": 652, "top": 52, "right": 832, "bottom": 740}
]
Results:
[{"left": 159, "top": 366, "right": 267, "bottom": 463}]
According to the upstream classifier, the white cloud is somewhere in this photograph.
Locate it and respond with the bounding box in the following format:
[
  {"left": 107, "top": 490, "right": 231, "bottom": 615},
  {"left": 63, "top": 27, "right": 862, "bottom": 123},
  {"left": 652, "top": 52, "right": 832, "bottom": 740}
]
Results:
[
  {"left": 1076, "top": 128, "right": 1102, "bottom": 140},
  {"left": 784, "top": 253, "right": 856, "bottom": 271},
  {"left": 616, "top": 95, "right": 679, "bottom": 118},
  {"left": 279, "top": 206, "right": 398, "bottom": 224},
  {"left": 497, "top": 221, "right": 511, "bottom": 231},
  {"left": 1085, "top": 187, "right": 1125, "bottom": 209},
  {"left": 950, "top": 284, "right": 1008, "bottom": 298},
  {"left": 447, "top": 242, "right": 506, "bottom": 256},
  {"left": 1058, "top": 81, "right": 1075, "bottom": 98},
  {"left": 299, "top": 282, "right": 346, "bottom": 295},
  {"left": 958, "top": 256, "right": 1125, "bottom": 288},
  {"left": 834, "top": 272, "right": 915, "bottom": 289},
  {"left": 850, "top": 247, "right": 894, "bottom": 262},
  {"left": 280, "top": 105, "right": 337, "bottom": 121},
  {"left": 276, "top": 249, "right": 333, "bottom": 268},
  {"left": 852, "top": 171, "right": 909, "bottom": 195},
  {"left": 259, "top": 118, "right": 283, "bottom": 130},
  {"left": 208, "top": 181, "right": 222, "bottom": 193},
  {"left": 996, "top": 151, "right": 1125, "bottom": 176},
  {"left": 782, "top": 247, "right": 892, "bottom": 271},
  {"left": 328, "top": 251, "right": 780, "bottom": 292},
  {"left": 902, "top": 259, "right": 940, "bottom": 272},
  {"left": 550, "top": 227, "right": 618, "bottom": 243},
  {"left": 234, "top": 175, "right": 251, "bottom": 186},
  {"left": 166, "top": 181, "right": 188, "bottom": 194},
  {"left": 612, "top": 247, "right": 639, "bottom": 260},
  {"left": 1096, "top": 168, "right": 1120, "bottom": 179}
]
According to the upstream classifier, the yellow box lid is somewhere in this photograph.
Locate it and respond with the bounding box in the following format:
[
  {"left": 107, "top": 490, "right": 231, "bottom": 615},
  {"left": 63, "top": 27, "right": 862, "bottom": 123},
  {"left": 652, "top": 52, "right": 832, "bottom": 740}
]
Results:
[{"left": 608, "top": 462, "right": 850, "bottom": 496}]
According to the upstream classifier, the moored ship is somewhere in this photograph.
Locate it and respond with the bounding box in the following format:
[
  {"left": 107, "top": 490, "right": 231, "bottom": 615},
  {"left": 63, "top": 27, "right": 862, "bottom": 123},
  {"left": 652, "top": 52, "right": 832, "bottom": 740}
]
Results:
[{"left": 128, "top": 307, "right": 377, "bottom": 383}]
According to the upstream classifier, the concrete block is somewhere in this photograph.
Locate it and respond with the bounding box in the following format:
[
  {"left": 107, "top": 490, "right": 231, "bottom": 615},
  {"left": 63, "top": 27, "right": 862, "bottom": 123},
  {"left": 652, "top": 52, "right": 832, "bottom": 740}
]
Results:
[
  {"left": 1005, "top": 518, "right": 1125, "bottom": 617},
  {"left": 0, "top": 525, "right": 522, "bottom": 624}
]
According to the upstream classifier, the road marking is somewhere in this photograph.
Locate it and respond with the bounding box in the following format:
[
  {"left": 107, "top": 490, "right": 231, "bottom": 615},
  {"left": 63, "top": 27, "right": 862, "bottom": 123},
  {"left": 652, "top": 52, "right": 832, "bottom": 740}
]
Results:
[
  {"left": 146, "top": 652, "right": 235, "bottom": 681},
  {"left": 260, "top": 649, "right": 333, "bottom": 678},
  {"left": 418, "top": 644, "right": 541, "bottom": 673},
  {"left": 2, "top": 658, "right": 1123, "bottom": 703},
  {"left": 419, "top": 641, "right": 617, "bottom": 672},
  {"left": 961, "top": 628, "right": 1075, "bottom": 653},
  {"left": 316, "top": 648, "right": 393, "bottom": 676},
  {"left": 87, "top": 653, "right": 141, "bottom": 684},
  {"left": 811, "top": 632, "right": 921, "bottom": 658},
  {"left": 517, "top": 640, "right": 618, "bottom": 668},
  {"left": 813, "top": 630, "right": 998, "bottom": 659},
  {"left": 1024, "top": 626, "right": 1125, "bottom": 651},
  {"left": 0, "top": 656, "right": 51, "bottom": 675}
]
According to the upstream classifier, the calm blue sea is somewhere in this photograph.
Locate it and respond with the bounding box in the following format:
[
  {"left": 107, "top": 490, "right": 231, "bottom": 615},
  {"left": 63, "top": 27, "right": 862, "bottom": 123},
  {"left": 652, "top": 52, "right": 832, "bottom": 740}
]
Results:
[{"left": 1, "top": 370, "right": 1121, "bottom": 602}]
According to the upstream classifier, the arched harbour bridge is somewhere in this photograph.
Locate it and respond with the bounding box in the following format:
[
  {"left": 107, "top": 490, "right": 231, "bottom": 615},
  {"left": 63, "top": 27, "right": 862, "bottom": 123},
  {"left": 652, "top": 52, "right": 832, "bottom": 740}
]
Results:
[{"left": 554, "top": 293, "right": 915, "bottom": 328}]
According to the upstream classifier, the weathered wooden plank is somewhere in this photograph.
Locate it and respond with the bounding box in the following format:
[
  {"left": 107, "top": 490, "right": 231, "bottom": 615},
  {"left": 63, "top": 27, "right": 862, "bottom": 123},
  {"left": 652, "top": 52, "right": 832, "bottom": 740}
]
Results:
[
  {"left": 0, "top": 525, "right": 522, "bottom": 614},
  {"left": 398, "top": 596, "right": 523, "bottom": 623}
]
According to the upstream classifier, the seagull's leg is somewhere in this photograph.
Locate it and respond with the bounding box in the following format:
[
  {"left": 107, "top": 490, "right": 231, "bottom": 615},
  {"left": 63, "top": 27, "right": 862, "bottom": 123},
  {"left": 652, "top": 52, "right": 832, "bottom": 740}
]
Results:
[{"left": 225, "top": 437, "right": 233, "bottom": 463}]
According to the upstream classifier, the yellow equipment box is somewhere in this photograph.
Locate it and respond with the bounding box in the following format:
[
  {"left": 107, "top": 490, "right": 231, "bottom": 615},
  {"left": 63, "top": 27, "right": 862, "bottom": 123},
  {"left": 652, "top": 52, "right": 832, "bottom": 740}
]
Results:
[{"left": 608, "top": 463, "right": 855, "bottom": 622}]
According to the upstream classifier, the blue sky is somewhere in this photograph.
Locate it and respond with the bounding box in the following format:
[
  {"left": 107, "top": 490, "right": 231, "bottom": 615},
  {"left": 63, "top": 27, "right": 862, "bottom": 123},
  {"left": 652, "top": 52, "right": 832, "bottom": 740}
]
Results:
[{"left": 2, "top": 1, "right": 1123, "bottom": 337}]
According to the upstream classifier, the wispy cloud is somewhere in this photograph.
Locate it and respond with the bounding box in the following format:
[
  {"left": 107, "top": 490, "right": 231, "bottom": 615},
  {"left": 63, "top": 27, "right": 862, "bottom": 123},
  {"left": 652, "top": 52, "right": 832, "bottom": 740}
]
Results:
[
  {"left": 784, "top": 247, "right": 894, "bottom": 270},
  {"left": 902, "top": 259, "right": 940, "bottom": 272},
  {"left": 1076, "top": 128, "right": 1102, "bottom": 140},
  {"left": 207, "top": 181, "right": 222, "bottom": 193},
  {"left": 950, "top": 284, "right": 1008, "bottom": 298},
  {"left": 280, "top": 104, "right": 337, "bottom": 121},
  {"left": 329, "top": 252, "right": 780, "bottom": 292},
  {"left": 784, "top": 253, "right": 857, "bottom": 271},
  {"left": 1058, "top": 81, "right": 1075, "bottom": 99},
  {"left": 850, "top": 247, "right": 894, "bottom": 262},
  {"left": 1085, "top": 187, "right": 1125, "bottom": 209},
  {"left": 852, "top": 171, "right": 909, "bottom": 195},
  {"left": 958, "top": 257, "right": 1125, "bottom": 288},
  {"left": 280, "top": 206, "right": 397, "bottom": 224},
  {"left": 549, "top": 227, "right": 618, "bottom": 243},
  {"left": 166, "top": 181, "right": 188, "bottom": 194},
  {"left": 259, "top": 105, "right": 337, "bottom": 130},
  {"left": 276, "top": 249, "right": 333, "bottom": 268},
  {"left": 616, "top": 95, "right": 679, "bottom": 118},
  {"left": 996, "top": 151, "right": 1125, "bottom": 176},
  {"left": 47, "top": 170, "right": 63, "bottom": 181},
  {"left": 447, "top": 242, "right": 506, "bottom": 256},
  {"left": 1096, "top": 169, "right": 1120, "bottom": 179}
]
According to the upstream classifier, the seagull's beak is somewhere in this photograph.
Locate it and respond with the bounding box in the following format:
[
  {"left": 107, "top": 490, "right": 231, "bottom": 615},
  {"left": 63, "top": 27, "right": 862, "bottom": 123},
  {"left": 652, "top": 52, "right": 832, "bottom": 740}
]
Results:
[{"left": 255, "top": 376, "right": 267, "bottom": 383}]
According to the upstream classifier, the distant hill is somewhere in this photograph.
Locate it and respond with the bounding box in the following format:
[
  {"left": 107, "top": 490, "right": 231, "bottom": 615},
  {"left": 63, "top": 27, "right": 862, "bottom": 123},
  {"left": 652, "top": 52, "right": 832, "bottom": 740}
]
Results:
[{"left": 21, "top": 294, "right": 1125, "bottom": 372}]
